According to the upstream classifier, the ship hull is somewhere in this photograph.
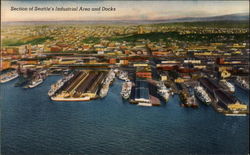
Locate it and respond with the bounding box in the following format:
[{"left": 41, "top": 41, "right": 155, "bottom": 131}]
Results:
[{"left": 28, "top": 80, "right": 43, "bottom": 88}]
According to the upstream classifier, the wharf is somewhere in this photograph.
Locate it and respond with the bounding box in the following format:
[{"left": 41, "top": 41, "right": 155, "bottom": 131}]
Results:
[
  {"left": 211, "top": 102, "right": 249, "bottom": 116},
  {"left": 200, "top": 78, "right": 248, "bottom": 116},
  {"left": 51, "top": 70, "right": 107, "bottom": 101}
]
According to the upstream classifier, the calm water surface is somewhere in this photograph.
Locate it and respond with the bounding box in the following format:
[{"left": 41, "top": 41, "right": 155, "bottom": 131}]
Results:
[{"left": 1, "top": 76, "right": 249, "bottom": 154}]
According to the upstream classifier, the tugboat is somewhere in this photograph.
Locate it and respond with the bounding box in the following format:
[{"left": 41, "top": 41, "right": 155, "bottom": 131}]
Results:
[
  {"left": 180, "top": 92, "right": 198, "bottom": 108},
  {"left": 194, "top": 86, "right": 212, "bottom": 105},
  {"left": 120, "top": 80, "right": 132, "bottom": 100},
  {"left": 0, "top": 70, "right": 19, "bottom": 83},
  {"left": 156, "top": 82, "right": 170, "bottom": 102},
  {"left": 189, "top": 95, "right": 198, "bottom": 108}
]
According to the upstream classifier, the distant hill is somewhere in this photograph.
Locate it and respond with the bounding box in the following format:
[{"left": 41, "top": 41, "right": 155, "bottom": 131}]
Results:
[
  {"left": 2, "top": 13, "right": 249, "bottom": 25},
  {"left": 162, "top": 13, "right": 249, "bottom": 23}
]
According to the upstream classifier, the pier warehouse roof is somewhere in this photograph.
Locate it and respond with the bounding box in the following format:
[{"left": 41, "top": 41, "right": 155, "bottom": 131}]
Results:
[{"left": 134, "top": 80, "right": 150, "bottom": 103}]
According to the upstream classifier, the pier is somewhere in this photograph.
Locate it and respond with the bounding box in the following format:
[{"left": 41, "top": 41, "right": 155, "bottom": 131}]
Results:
[{"left": 51, "top": 70, "right": 108, "bottom": 101}]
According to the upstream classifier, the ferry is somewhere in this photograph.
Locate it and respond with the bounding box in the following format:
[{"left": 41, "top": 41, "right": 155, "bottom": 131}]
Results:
[
  {"left": 120, "top": 80, "right": 132, "bottom": 100},
  {"left": 194, "top": 86, "right": 212, "bottom": 105},
  {"left": 219, "top": 80, "right": 235, "bottom": 93},
  {"left": 51, "top": 96, "right": 90, "bottom": 101},
  {"left": 28, "top": 78, "right": 43, "bottom": 88},
  {"left": 156, "top": 82, "right": 170, "bottom": 102},
  {"left": 0, "top": 70, "right": 19, "bottom": 83}
]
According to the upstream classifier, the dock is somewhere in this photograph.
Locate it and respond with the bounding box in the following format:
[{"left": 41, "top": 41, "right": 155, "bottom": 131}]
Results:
[
  {"left": 200, "top": 78, "right": 248, "bottom": 115},
  {"left": 51, "top": 70, "right": 108, "bottom": 101}
]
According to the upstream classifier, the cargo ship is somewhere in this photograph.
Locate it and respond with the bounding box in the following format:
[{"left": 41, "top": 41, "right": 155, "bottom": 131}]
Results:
[
  {"left": 156, "top": 82, "right": 170, "bottom": 102},
  {"left": 194, "top": 86, "right": 212, "bottom": 105},
  {"left": 48, "top": 73, "right": 74, "bottom": 97},
  {"left": 180, "top": 92, "right": 198, "bottom": 108},
  {"left": 99, "top": 70, "right": 115, "bottom": 98},
  {"left": 199, "top": 78, "right": 248, "bottom": 115},
  {"left": 0, "top": 70, "right": 19, "bottom": 83},
  {"left": 120, "top": 80, "right": 132, "bottom": 100},
  {"left": 235, "top": 76, "right": 249, "bottom": 91},
  {"left": 219, "top": 80, "right": 235, "bottom": 93},
  {"left": 117, "top": 71, "right": 128, "bottom": 81}
]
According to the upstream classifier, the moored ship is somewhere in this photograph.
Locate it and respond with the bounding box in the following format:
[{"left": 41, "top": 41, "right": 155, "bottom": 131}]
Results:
[
  {"left": 235, "top": 76, "right": 249, "bottom": 91},
  {"left": 120, "top": 80, "right": 132, "bottom": 100},
  {"left": 48, "top": 73, "right": 74, "bottom": 97},
  {"left": 28, "top": 78, "right": 43, "bottom": 88},
  {"left": 117, "top": 71, "right": 128, "bottom": 81},
  {"left": 99, "top": 70, "right": 115, "bottom": 98},
  {"left": 156, "top": 82, "right": 170, "bottom": 102},
  {"left": 187, "top": 95, "right": 198, "bottom": 108},
  {"left": 27, "top": 70, "right": 47, "bottom": 88},
  {"left": 0, "top": 70, "right": 19, "bottom": 83},
  {"left": 219, "top": 79, "right": 235, "bottom": 93},
  {"left": 194, "top": 86, "right": 212, "bottom": 105},
  {"left": 180, "top": 92, "right": 198, "bottom": 108}
]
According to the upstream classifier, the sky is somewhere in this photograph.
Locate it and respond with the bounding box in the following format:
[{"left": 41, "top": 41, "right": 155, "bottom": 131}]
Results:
[{"left": 1, "top": 1, "right": 249, "bottom": 22}]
